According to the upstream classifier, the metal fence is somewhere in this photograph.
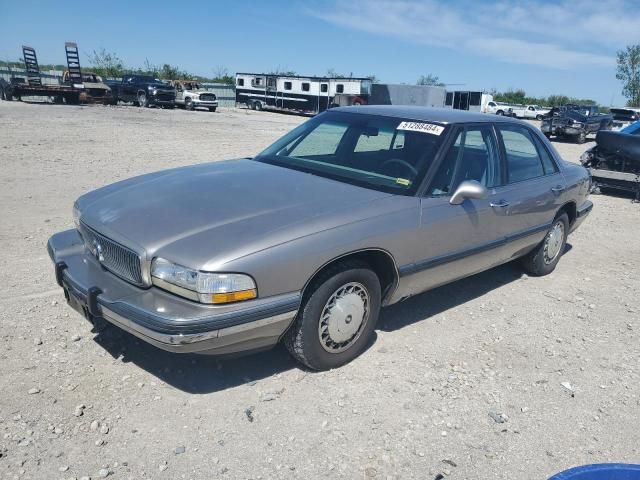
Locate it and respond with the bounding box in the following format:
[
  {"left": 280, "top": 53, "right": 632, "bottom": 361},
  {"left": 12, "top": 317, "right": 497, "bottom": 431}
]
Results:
[
  {"left": 0, "top": 68, "right": 62, "bottom": 84},
  {"left": 202, "top": 83, "right": 236, "bottom": 107}
]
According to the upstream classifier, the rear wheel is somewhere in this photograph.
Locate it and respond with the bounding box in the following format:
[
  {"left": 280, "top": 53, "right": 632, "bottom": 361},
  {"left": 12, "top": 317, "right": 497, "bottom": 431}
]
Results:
[
  {"left": 255, "top": 101, "right": 263, "bottom": 111},
  {"left": 520, "top": 213, "right": 569, "bottom": 276},
  {"left": 248, "top": 101, "right": 255, "bottom": 110},
  {"left": 284, "top": 261, "right": 381, "bottom": 370}
]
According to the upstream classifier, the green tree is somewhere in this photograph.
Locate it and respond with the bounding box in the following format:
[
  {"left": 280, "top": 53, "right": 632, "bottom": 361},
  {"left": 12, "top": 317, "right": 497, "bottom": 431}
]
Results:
[
  {"left": 416, "top": 74, "right": 445, "bottom": 87},
  {"left": 87, "top": 48, "right": 124, "bottom": 78},
  {"left": 616, "top": 44, "right": 640, "bottom": 107}
]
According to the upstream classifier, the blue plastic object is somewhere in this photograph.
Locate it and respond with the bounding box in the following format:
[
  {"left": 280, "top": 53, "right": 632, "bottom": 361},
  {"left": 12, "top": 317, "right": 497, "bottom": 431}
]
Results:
[{"left": 549, "top": 464, "right": 640, "bottom": 480}]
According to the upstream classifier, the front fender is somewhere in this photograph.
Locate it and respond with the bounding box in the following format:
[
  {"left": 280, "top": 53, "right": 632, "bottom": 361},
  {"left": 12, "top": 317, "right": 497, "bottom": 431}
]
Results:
[{"left": 218, "top": 199, "right": 420, "bottom": 298}]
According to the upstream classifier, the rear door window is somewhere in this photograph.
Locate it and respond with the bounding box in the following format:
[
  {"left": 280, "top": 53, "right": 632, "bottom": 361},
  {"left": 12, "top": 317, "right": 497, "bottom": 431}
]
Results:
[{"left": 499, "top": 126, "right": 545, "bottom": 183}]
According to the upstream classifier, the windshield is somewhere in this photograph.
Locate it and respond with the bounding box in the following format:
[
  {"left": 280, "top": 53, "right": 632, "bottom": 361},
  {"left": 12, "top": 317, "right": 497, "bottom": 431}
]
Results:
[{"left": 254, "top": 111, "right": 448, "bottom": 195}]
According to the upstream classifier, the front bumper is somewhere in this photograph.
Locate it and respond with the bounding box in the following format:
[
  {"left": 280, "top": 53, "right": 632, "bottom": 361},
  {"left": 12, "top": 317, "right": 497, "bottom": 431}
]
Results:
[
  {"left": 541, "top": 123, "right": 582, "bottom": 136},
  {"left": 192, "top": 98, "right": 218, "bottom": 108},
  {"left": 47, "top": 229, "right": 299, "bottom": 354},
  {"left": 150, "top": 95, "right": 175, "bottom": 106}
]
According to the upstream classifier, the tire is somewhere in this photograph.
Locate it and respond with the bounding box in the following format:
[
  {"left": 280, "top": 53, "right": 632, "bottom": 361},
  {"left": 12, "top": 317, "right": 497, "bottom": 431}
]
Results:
[
  {"left": 248, "top": 101, "right": 256, "bottom": 110},
  {"left": 284, "top": 260, "right": 381, "bottom": 370},
  {"left": 536, "top": 114, "right": 543, "bottom": 120},
  {"left": 185, "top": 98, "right": 194, "bottom": 111},
  {"left": 496, "top": 110, "right": 504, "bottom": 116},
  {"left": 209, "top": 107, "right": 217, "bottom": 112},
  {"left": 353, "top": 101, "right": 362, "bottom": 106},
  {"left": 520, "top": 213, "right": 569, "bottom": 276},
  {"left": 0, "top": 88, "right": 5, "bottom": 100},
  {"left": 138, "top": 92, "right": 148, "bottom": 108},
  {"left": 544, "top": 132, "right": 552, "bottom": 139},
  {"left": 576, "top": 131, "right": 586, "bottom": 144},
  {"left": 255, "top": 101, "right": 263, "bottom": 111}
]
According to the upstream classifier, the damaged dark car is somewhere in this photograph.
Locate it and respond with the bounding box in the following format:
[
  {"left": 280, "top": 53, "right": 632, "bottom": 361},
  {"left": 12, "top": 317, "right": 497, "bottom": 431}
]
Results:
[
  {"left": 581, "top": 121, "right": 640, "bottom": 199},
  {"left": 541, "top": 105, "right": 613, "bottom": 144}
]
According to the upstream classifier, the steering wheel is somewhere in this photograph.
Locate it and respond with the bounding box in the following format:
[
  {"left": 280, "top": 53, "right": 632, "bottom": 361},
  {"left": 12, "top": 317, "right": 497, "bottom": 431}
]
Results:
[{"left": 380, "top": 158, "right": 418, "bottom": 177}]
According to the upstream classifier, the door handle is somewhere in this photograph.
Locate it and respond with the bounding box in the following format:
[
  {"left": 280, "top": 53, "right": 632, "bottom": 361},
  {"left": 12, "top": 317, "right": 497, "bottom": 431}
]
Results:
[
  {"left": 490, "top": 200, "right": 510, "bottom": 208},
  {"left": 551, "top": 185, "right": 565, "bottom": 193}
]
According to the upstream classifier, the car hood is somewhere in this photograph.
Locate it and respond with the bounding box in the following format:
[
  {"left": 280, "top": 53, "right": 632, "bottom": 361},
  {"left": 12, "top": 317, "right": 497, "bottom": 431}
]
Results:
[
  {"left": 78, "top": 159, "right": 391, "bottom": 268},
  {"left": 149, "top": 83, "right": 173, "bottom": 90}
]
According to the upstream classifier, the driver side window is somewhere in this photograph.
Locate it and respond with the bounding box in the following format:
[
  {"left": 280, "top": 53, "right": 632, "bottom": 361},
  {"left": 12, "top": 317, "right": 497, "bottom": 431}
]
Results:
[{"left": 427, "top": 126, "right": 500, "bottom": 197}]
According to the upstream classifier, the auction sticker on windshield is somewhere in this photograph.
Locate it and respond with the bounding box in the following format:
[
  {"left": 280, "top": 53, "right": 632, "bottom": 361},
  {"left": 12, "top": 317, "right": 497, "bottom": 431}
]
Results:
[{"left": 397, "top": 121, "right": 445, "bottom": 136}]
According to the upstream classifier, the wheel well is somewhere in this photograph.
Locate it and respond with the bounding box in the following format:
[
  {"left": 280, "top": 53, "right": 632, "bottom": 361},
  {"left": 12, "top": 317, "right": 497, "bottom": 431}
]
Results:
[
  {"left": 558, "top": 201, "right": 576, "bottom": 226},
  {"left": 302, "top": 250, "right": 399, "bottom": 305}
]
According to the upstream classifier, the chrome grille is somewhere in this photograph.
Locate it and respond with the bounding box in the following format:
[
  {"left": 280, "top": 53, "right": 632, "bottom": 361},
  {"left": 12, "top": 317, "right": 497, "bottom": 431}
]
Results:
[
  {"left": 200, "top": 94, "right": 216, "bottom": 101},
  {"left": 79, "top": 223, "right": 144, "bottom": 286}
]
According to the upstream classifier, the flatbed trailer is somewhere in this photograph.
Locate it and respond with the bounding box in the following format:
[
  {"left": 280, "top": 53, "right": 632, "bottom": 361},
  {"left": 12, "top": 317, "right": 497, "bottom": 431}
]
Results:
[
  {"left": 10, "top": 82, "right": 82, "bottom": 103},
  {"left": 10, "top": 43, "right": 111, "bottom": 104}
]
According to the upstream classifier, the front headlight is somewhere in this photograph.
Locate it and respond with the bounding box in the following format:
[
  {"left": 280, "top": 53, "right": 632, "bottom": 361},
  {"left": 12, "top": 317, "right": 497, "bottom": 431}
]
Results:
[
  {"left": 72, "top": 202, "right": 81, "bottom": 228},
  {"left": 151, "top": 257, "right": 257, "bottom": 304}
]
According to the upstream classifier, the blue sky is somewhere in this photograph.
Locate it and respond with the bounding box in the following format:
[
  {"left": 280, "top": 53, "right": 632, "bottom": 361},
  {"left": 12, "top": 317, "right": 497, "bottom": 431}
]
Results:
[{"left": 1, "top": 0, "right": 637, "bottom": 105}]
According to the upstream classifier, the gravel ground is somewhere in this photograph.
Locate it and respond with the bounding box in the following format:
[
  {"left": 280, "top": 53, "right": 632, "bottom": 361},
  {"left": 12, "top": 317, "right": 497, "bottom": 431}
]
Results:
[{"left": 0, "top": 101, "right": 638, "bottom": 480}]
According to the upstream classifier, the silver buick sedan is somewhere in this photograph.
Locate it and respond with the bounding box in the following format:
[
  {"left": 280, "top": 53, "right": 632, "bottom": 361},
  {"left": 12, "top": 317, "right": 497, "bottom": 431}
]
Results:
[{"left": 48, "top": 106, "right": 593, "bottom": 370}]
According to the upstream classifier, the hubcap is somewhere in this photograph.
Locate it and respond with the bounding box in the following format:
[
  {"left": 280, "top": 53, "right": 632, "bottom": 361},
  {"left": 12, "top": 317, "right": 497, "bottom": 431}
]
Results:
[
  {"left": 318, "top": 282, "right": 369, "bottom": 353},
  {"left": 544, "top": 221, "right": 565, "bottom": 263}
]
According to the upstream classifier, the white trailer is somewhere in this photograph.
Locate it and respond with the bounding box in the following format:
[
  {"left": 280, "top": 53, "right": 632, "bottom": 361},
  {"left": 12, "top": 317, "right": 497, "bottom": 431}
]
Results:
[
  {"left": 444, "top": 91, "right": 493, "bottom": 113},
  {"left": 235, "top": 73, "right": 372, "bottom": 114}
]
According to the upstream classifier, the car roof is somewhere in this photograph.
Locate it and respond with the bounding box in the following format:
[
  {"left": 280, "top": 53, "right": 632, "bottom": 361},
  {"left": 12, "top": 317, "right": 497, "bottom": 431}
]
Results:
[{"left": 330, "top": 105, "right": 522, "bottom": 125}]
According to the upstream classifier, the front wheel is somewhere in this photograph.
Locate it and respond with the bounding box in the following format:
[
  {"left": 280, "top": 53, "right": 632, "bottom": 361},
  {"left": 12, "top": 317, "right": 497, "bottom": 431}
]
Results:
[
  {"left": 209, "top": 106, "right": 217, "bottom": 112},
  {"left": 185, "top": 98, "right": 194, "bottom": 111},
  {"left": 520, "top": 213, "right": 569, "bottom": 276},
  {"left": 536, "top": 114, "right": 543, "bottom": 120},
  {"left": 284, "top": 261, "right": 381, "bottom": 370},
  {"left": 576, "top": 131, "right": 586, "bottom": 144},
  {"left": 138, "top": 92, "right": 148, "bottom": 107},
  {"left": 496, "top": 110, "right": 504, "bottom": 116}
]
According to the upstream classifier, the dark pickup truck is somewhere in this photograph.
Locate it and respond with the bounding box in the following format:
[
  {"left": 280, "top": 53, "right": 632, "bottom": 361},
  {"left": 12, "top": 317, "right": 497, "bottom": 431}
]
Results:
[
  {"left": 541, "top": 105, "right": 613, "bottom": 144},
  {"left": 106, "top": 74, "right": 176, "bottom": 107}
]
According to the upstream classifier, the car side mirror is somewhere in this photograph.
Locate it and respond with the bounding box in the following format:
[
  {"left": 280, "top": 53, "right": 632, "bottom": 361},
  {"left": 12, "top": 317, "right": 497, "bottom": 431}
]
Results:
[{"left": 449, "top": 180, "right": 489, "bottom": 205}]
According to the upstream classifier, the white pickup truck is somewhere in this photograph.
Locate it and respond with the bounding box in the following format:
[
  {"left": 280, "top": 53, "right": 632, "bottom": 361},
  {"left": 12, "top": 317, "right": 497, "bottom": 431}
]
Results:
[
  {"left": 170, "top": 80, "right": 218, "bottom": 112},
  {"left": 506, "top": 104, "right": 550, "bottom": 120},
  {"left": 485, "top": 101, "right": 514, "bottom": 115}
]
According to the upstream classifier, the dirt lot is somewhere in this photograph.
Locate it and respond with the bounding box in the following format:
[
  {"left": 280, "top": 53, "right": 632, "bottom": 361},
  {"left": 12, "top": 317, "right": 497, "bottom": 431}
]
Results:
[{"left": 0, "top": 102, "right": 638, "bottom": 480}]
